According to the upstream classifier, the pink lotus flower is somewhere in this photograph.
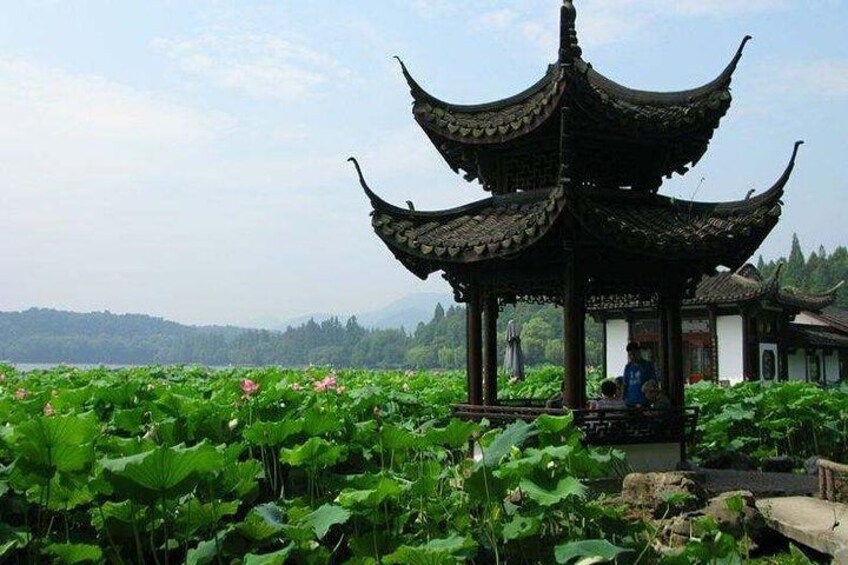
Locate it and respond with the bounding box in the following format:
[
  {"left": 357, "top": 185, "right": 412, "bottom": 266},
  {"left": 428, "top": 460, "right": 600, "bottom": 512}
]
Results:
[
  {"left": 291, "top": 383, "right": 303, "bottom": 392},
  {"left": 313, "top": 374, "right": 338, "bottom": 392},
  {"left": 43, "top": 403, "right": 55, "bottom": 416},
  {"left": 14, "top": 388, "right": 27, "bottom": 400},
  {"left": 240, "top": 379, "right": 260, "bottom": 399}
]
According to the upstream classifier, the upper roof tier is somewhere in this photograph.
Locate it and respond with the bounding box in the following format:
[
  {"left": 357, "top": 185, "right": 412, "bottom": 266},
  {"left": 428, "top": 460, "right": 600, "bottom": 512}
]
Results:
[{"left": 400, "top": 1, "right": 750, "bottom": 194}]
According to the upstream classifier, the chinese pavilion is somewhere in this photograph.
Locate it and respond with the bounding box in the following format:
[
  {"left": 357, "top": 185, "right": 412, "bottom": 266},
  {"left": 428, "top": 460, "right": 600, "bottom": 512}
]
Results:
[{"left": 351, "top": 2, "right": 802, "bottom": 417}]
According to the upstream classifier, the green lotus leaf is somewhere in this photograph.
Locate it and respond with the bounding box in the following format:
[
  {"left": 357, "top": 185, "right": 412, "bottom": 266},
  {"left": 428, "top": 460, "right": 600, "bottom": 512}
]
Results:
[
  {"left": 301, "top": 407, "right": 345, "bottom": 437},
  {"left": 175, "top": 498, "right": 240, "bottom": 537},
  {"left": 424, "top": 419, "right": 480, "bottom": 449},
  {"left": 554, "top": 539, "right": 630, "bottom": 564},
  {"left": 380, "top": 424, "right": 419, "bottom": 451},
  {"left": 478, "top": 421, "right": 537, "bottom": 468},
  {"left": 237, "top": 505, "right": 284, "bottom": 541},
  {"left": 535, "top": 413, "right": 574, "bottom": 434},
  {"left": 90, "top": 499, "right": 147, "bottom": 541},
  {"left": 336, "top": 477, "right": 402, "bottom": 509},
  {"left": 243, "top": 420, "right": 301, "bottom": 447},
  {"left": 279, "top": 437, "right": 346, "bottom": 469},
  {"left": 502, "top": 514, "right": 542, "bottom": 541},
  {"left": 13, "top": 413, "right": 99, "bottom": 475},
  {"left": 519, "top": 477, "right": 586, "bottom": 507},
  {"left": 302, "top": 503, "right": 351, "bottom": 540},
  {"left": 100, "top": 441, "right": 223, "bottom": 501},
  {"left": 111, "top": 408, "right": 147, "bottom": 433},
  {"left": 214, "top": 459, "right": 263, "bottom": 499},
  {"left": 185, "top": 529, "right": 232, "bottom": 565},
  {"left": 26, "top": 473, "right": 93, "bottom": 510},
  {"left": 243, "top": 545, "right": 294, "bottom": 565},
  {"left": 43, "top": 542, "right": 103, "bottom": 564},
  {"left": 383, "top": 534, "right": 476, "bottom": 564}
]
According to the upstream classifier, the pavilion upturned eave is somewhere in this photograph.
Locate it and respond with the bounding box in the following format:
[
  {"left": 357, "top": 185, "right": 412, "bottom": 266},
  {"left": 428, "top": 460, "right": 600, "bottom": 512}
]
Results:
[{"left": 350, "top": 141, "right": 801, "bottom": 281}]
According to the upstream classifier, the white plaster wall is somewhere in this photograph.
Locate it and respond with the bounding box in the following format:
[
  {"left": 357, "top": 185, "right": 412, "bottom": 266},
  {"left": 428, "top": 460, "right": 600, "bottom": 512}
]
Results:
[
  {"left": 606, "top": 319, "right": 630, "bottom": 379},
  {"left": 717, "top": 315, "right": 745, "bottom": 384},
  {"left": 825, "top": 353, "right": 840, "bottom": 383},
  {"left": 787, "top": 351, "right": 807, "bottom": 381}
]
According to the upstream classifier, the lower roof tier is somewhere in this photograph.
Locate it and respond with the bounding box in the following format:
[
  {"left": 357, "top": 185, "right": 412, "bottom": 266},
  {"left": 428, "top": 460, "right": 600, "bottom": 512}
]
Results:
[{"left": 352, "top": 142, "right": 801, "bottom": 282}]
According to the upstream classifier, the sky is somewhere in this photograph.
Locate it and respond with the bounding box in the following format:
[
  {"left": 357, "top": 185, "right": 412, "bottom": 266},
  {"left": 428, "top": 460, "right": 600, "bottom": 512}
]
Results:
[{"left": 0, "top": 0, "right": 846, "bottom": 327}]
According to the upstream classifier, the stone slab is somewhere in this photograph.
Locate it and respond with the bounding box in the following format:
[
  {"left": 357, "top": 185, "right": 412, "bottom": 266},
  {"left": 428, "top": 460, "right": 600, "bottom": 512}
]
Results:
[{"left": 756, "top": 497, "right": 848, "bottom": 562}]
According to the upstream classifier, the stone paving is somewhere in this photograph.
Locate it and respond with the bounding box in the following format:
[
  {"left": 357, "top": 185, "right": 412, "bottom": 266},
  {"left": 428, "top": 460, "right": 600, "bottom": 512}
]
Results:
[{"left": 756, "top": 497, "right": 848, "bottom": 563}]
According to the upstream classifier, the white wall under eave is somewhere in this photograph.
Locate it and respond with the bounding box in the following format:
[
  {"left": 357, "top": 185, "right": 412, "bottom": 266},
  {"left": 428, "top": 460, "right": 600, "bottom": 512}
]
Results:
[
  {"left": 787, "top": 351, "right": 807, "bottom": 381},
  {"left": 606, "top": 319, "right": 629, "bottom": 379},
  {"left": 717, "top": 315, "right": 745, "bottom": 384},
  {"left": 825, "top": 353, "right": 840, "bottom": 383}
]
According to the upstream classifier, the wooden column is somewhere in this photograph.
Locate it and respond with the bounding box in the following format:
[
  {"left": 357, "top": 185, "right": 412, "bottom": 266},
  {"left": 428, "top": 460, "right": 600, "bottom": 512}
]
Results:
[
  {"left": 600, "top": 315, "right": 608, "bottom": 380},
  {"left": 662, "top": 287, "right": 685, "bottom": 408},
  {"left": 657, "top": 297, "right": 670, "bottom": 394},
  {"left": 483, "top": 294, "right": 499, "bottom": 406},
  {"left": 466, "top": 287, "right": 483, "bottom": 406},
  {"left": 741, "top": 310, "right": 753, "bottom": 381},
  {"left": 708, "top": 306, "right": 719, "bottom": 382},
  {"left": 562, "top": 258, "right": 585, "bottom": 408}
]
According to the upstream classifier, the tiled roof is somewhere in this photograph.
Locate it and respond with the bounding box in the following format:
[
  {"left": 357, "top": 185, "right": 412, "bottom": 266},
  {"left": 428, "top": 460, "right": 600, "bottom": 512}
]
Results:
[
  {"left": 398, "top": 36, "right": 750, "bottom": 191},
  {"left": 350, "top": 142, "right": 799, "bottom": 281},
  {"left": 787, "top": 325, "right": 848, "bottom": 349}
]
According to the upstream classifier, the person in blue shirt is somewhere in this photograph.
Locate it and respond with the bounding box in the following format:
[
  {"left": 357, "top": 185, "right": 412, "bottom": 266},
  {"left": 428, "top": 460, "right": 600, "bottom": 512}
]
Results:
[{"left": 617, "top": 342, "right": 657, "bottom": 408}]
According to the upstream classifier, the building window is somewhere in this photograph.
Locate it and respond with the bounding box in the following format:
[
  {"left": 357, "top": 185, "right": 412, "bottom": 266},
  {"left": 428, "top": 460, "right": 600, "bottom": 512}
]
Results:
[
  {"left": 761, "top": 350, "right": 776, "bottom": 381},
  {"left": 807, "top": 352, "right": 822, "bottom": 383}
]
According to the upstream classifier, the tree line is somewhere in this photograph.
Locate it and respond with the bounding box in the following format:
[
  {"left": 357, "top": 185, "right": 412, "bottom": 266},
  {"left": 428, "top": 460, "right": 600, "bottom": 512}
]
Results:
[{"left": 1, "top": 235, "right": 842, "bottom": 368}]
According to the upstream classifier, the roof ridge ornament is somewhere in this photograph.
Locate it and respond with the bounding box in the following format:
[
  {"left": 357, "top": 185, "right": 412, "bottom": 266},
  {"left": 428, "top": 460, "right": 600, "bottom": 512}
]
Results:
[{"left": 560, "top": 1, "right": 582, "bottom": 62}]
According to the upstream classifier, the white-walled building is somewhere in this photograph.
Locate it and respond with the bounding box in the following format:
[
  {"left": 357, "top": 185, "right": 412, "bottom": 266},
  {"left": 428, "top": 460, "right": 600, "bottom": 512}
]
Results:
[{"left": 595, "top": 265, "right": 846, "bottom": 385}]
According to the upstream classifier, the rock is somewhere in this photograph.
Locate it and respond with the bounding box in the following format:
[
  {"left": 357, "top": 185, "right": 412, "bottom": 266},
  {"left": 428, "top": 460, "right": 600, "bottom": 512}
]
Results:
[
  {"left": 621, "top": 472, "right": 707, "bottom": 518},
  {"left": 703, "top": 490, "right": 768, "bottom": 541},
  {"left": 762, "top": 456, "right": 794, "bottom": 473},
  {"left": 661, "top": 490, "right": 771, "bottom": 549},
  {"left": 804, "top": 456, "right": 820, "bottom": 476}
]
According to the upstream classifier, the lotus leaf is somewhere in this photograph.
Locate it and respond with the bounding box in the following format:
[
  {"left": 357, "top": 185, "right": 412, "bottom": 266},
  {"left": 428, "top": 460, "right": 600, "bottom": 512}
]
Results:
[
  {"left": 519, "top": 477, "right": 586, "bottom": 507},
  {"left": 554, "top": 539, "right": 629, "bottom": 564},
  {"left": 336, "top": 477, "right": 402, "bottom": 509},
  {"left": 243, "top": 545, "right": 294, "bottom": 565},
  {"left": 383, "top": 534, "right": 476, "bottom": 564},
  {"left": 243, "top": 420, "right": 302, "bottom": 446},
  {"left": 43, "top": 542, "right": 103, "bottom": 564},
  {"left": 100, "top": 442, "right": 223, "bottom": 501},
  {"left": 279, "top": 437, "right": 346, "bottom": 468},
  {"left": 13, "top": 413, "right": 99, "bottom": 476}
]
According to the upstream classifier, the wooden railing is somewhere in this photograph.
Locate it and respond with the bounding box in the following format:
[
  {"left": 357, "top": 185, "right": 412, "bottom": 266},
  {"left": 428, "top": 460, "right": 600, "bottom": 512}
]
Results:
[
  {"left": 451, "top": 403, "right": 699, "bottom": 448},
  {"left": 818, "top": 459, "right": 848, "bottom": 503}
]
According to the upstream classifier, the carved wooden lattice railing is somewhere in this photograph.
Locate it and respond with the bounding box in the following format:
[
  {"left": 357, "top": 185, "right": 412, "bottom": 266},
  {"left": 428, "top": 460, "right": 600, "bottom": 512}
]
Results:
[{"left": 451, "top": 403, "right": 699, "bottom": 448}]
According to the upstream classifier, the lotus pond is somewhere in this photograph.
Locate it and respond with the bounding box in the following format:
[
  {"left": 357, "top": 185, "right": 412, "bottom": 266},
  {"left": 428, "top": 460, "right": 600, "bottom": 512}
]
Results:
[{"left": 0, "top": 364, "right": 841, "bottom": 564}]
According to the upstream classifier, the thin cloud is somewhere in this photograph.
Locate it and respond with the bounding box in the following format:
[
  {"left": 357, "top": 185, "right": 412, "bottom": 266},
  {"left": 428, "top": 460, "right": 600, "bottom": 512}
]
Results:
[
  {"left": 778, "top": 59, "right": 848, "bottom": 97},
  {"left": 152, "top": 32, "right": 352, "bottom": 102},
  {"left": 0, "top": 56, "right": 231, "bottom": 187}
]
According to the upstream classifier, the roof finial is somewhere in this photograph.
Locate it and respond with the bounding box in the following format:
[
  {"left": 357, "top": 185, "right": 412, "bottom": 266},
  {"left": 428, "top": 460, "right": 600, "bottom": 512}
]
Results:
[{"left": 560, "top": 1, "right": 582, "bottom": 62}]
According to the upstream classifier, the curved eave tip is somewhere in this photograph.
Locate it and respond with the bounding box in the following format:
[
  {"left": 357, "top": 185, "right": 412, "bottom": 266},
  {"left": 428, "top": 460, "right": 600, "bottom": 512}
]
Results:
[
  {"left": 347, "top": 157, "right": 380, "bottom": 205},
  {"left": 791, "top": 140, "right": 805, "bottom": 164},
  {"left": 348, "top": 157, "right": 407, "bottom": 216},
  {"left": 393, "top": 55, "right": 422, "bottom": 93}
]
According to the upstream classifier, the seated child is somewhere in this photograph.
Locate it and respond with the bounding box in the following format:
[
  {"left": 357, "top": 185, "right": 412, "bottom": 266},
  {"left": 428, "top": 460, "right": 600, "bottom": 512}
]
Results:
[{"left": 590, "top": 380, "right": 626, "bottom": 410}]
